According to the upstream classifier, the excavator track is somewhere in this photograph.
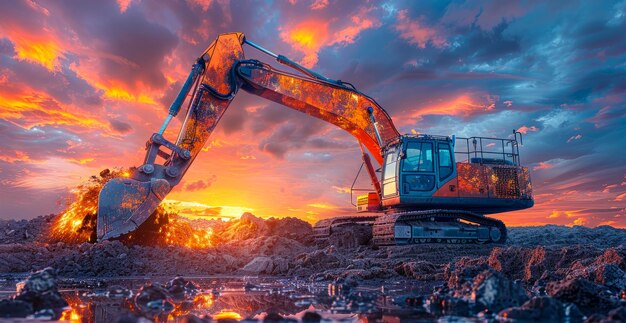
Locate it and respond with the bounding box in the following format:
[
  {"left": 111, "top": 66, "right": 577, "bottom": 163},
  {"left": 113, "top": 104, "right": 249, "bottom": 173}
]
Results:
[
  {"left": 313, "top": 215, "right": 378, "bottom": 241},
  {"left": 372, "top": 209, "right": 506, "bottom": 246},
  {"left": 313, "top": 210, "right": 506, "bottom": 246}
]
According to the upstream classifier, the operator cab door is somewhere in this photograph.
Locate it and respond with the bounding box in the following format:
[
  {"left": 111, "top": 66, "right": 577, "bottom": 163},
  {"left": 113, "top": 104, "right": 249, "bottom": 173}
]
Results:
[
  {"left": 381, "top": 146, "right": 399, "bottom": 198},
  {"left": 400, "top": 141, "right": 437, "bottom": 196},
  {"left": 437, "top": 142, "right": 455, "bottom": 184},
  {"left": 398, "top": 139, "right": 457, "bottom": 199}
]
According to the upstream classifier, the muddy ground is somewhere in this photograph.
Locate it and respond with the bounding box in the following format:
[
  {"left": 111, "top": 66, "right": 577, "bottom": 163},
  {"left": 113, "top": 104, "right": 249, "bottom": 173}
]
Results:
[{"left": 0, "top": 213, "right": 625, "bottom": 321}]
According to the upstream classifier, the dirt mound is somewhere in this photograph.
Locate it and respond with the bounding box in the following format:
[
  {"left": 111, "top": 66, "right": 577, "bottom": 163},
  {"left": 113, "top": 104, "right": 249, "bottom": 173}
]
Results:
[
  {"left": 211, "top": 213, "right": 313, "bottom": 246},
  {"left": 507, "top": 225, "right": 626, "bottom": 248}
]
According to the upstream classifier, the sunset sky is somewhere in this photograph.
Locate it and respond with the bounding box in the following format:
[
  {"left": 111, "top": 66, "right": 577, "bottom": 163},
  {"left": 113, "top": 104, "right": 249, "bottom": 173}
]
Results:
[{"left": 0, "top": 0, "right": 624, "bottom": 228}]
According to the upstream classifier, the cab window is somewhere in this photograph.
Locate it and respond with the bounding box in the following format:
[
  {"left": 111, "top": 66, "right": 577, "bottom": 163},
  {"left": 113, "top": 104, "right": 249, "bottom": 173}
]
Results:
[
  {"left": 438, "top": 143, "right": 453, "bottom": 180},
  {"left": 383, "top": 148, "right": 397, "bottom": 180},
  {"left": 382, "top": 148, "right": 398, "bottom": 196},
  {"left": 403, "top": 142, "right": 433, "bottom": 172}
]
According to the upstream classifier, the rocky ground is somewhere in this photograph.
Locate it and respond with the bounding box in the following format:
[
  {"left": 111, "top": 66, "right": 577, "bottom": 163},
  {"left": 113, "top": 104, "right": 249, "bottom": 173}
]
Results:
[{"left": 0, "top": 213, "right": 625, "bottom": 321}]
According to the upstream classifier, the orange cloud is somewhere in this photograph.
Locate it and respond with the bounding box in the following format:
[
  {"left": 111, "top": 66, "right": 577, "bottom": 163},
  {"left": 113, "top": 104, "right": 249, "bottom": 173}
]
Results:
[
  {"left": 307, "top": 202, "right": 337, "bottom": 209},
  {"left": 0, "top": 88, "right": 106, "bottom": 132},
  {"left": 0, "top": 151, "right": 31, "bottom": 163},
  {"left": 334, "top": 12, "right": 379, "bottom": 44},
  {"left": 533, "top": 161, "right": 554, "bottom": 171},
  {"left": 280, "top": 20, "right": 330, "bottom": 68},
  {"left": 65, "top": 158, "right": 95, "bottom": 165},
  {"left": 0, "top": 6, "right": 162, "bottom": 109},
  {"left": 280, "top": 8, "right": 380, "bottom": 67},
  {"left": 572, "top": 217, "right": 587, "bottom": 226},
  {"left": 395, "top": 10, "right": 447, "bottom": 49},
  {"left": 187, "top": 0, "right": 213, "bottom": 12},
  {"left": 408, "top": 93, "right": 497, "bottom": 121},
  {"left": 117, "top": 0, "right": 133, "bottom": 13},
  {"left": 68, "top": 61, "right": 158, "bottom": 105},
  {"left": 517, "top": 125, "right": 539, "bottom": 134},
  {"left": 332, "top": 186, "right": 351, "bottom": 194},
  {"left": 13, "top": 37, "right": 64, "bottom": 72},
  {"left": 0, "top": 5, "right": 66, "bottom": 72}
]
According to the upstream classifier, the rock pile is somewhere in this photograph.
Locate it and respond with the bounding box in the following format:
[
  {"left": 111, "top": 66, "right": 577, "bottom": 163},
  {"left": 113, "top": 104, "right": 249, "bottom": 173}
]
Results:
[{"left": 0, "top": 267, "right": 68, "bottom": 319}]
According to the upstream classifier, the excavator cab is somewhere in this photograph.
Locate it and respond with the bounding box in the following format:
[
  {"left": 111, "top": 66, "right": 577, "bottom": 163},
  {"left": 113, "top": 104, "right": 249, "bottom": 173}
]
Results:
[
  {"left": 358, "top": 132, "right": 533, "bottom": 215},
  {"left": 381, "top": 135, "right": 454, "bottom": 201}
]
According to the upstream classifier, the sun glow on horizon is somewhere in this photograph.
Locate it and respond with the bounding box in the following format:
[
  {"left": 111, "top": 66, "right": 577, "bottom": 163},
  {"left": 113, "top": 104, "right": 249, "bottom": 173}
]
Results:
[{"left": 162, "top": 199, "right": 253, "bottom": 220}]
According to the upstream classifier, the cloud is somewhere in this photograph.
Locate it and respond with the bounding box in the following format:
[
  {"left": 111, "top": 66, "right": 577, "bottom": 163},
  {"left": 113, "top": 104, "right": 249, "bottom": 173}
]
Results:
[
  {"left": 404, "top": 92, "right": 498, "bottom": 123},
  {"left": 117, "top": 0, "right": 133, "bottom": 13},
  {"left": 185, "top": 175, "right": 217, "bottom": 191},
  {"left": 108, "top": 119, "right": 133, "bottom": 134},
  {"left": 442, "top": 0, "right": 532, "bottom": 31},
  {"left": 394, "top": 9, "right": 447, "bottom": 49},
  {"left": 307, "top": 203, "right": 337, "bottom": 209},
  {"left": 533, "top": 161, "right": 554, "bottom": 171},
  {"left": 567, "top": 134, "right": 582, "bottom": 143},
  {"left": 573, "top": 217, "right": 588, "bottom": 226},
  {"left": 517, "top": 125, "right": 539, "bottom": 134},
  {"left": 279, "top": 6, "right": 380, "bottom": 67},
  {"left": 587, "top": 106, "right": 626, "bottom": 128},
  {"left": 310, "top": 0, "right": 328, "bottom": 10}
]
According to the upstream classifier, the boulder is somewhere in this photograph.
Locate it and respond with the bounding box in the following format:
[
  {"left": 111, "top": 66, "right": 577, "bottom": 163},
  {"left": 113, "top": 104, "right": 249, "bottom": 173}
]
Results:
[
  {"left": 594, "top": 264, "right": 626, "bottom": 289},
  {"left": 471, "top": 269, "right": 528, "bottom": 312},
  {"left": 444, "top": 257, "right": 490, "bottom": 298},
  {"left": 395, "top": 261, "right": 438, "bottom": 280},
  {"left": 134, "top": 283, "right": 174, "bottom": 316},
  {"left": 164, "top": 277, "right": 199, "bottom": 302},
  {"left": 497, "top": 296, "right": 583, "bottom": 322},
  {"left": 546, "top": 278, "right": 616, "bottom": 315},
  {"left": 241, "top": 256, "right": 290, "bottom": 275},
  {"left": 11, "top": 267, "right": 67, "bottom": 319}
]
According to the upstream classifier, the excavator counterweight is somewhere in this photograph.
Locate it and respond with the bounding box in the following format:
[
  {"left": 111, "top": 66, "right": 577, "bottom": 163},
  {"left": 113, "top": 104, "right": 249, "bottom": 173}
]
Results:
[{"left": 97, "top": 32, "right": 533, "bottom": 244}]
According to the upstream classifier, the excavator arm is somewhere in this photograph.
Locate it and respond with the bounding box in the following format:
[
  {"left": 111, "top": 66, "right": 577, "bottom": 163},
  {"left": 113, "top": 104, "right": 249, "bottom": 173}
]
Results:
[{"left": 97, "top": 32, "right": 399, "bottom": 241}]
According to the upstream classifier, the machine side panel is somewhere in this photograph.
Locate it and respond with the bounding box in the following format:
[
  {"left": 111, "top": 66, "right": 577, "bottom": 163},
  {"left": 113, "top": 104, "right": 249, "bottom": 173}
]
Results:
[
  {"left": 518, "top": 166, "right": 533, "bottom": 199},
  {"left": 457, "top": 163, "right": 489, "bottom": 198}
]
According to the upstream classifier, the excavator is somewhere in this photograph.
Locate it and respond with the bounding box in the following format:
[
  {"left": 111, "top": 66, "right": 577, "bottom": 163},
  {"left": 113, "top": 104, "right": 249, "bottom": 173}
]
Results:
[{"left": 97, "top": 32, "right": 533, "bottom": 245}]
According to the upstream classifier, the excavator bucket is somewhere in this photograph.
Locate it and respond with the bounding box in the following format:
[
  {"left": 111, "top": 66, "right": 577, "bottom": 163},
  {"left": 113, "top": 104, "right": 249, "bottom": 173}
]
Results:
[{"left": 97, "top": 177, "right": 170, "bottom": 241}]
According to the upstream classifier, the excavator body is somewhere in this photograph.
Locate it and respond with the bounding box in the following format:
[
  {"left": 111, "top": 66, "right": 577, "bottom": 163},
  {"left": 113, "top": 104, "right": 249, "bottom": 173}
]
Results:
[
  {"left": 372, "top": 134, "right": 532, "bottom": 214},
  {"left": 328, "top": 134, "right": 533, "bottom": 245},
  {"left": 96, "top": 32, "right": 533, "bottom": 245}
]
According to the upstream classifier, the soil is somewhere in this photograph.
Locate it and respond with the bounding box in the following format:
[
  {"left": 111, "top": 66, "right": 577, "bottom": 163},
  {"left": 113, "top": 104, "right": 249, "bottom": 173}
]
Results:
[{"left": 0, "top": 212, "right": 624, "bottom": 321}]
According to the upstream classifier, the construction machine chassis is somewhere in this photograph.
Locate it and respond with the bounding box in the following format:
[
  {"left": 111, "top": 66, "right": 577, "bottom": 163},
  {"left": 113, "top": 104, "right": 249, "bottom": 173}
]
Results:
[{"left": 313, "top": 210, "right": 506, "bottom": 246}]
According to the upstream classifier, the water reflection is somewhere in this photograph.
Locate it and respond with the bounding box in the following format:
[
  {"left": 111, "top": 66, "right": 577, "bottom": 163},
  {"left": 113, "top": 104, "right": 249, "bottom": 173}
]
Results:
[{"left": 1, "top": 276, "right": 445, "bottom": 322}]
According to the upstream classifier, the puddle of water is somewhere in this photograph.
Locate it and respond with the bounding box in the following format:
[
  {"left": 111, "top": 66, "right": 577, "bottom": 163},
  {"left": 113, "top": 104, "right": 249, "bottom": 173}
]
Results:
[{"left": 0, "top": 276, "right": 475, "bottom": 322}]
